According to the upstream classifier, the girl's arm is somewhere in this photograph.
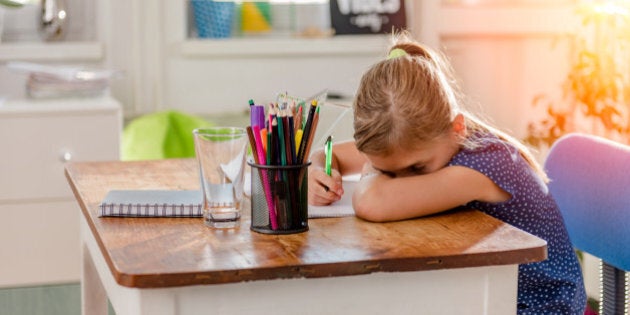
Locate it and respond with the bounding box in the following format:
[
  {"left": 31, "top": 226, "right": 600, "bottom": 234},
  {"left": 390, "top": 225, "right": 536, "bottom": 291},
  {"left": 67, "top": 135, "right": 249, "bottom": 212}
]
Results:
[
  {"left": 352, "top": 165, "right": 510, "bottom": 222},
  {"left": 308, "top": 140, "right": 367, "bottom": 205}
]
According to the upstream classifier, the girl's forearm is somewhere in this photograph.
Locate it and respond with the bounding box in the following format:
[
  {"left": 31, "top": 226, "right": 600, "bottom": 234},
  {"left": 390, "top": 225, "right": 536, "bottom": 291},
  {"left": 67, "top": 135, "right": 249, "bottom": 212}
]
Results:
[
  {"left": 352, "top": 172, "right": 391, "bottom": 222},
  {"left": 353, "top": 166, "right": 498, "bottom": 223}
]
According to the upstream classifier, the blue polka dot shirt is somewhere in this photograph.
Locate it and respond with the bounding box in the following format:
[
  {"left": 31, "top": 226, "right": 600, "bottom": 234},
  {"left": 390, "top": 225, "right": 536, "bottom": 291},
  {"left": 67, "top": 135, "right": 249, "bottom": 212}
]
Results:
[{"left": 448, "top": 133, "right": 586, "bottom": 314}]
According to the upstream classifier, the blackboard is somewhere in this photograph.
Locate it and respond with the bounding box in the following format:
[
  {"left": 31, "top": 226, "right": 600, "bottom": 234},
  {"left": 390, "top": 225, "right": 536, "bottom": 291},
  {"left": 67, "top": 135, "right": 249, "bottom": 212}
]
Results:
[{"left": 330, "top": 0, "right": 407, "bottom": 35}]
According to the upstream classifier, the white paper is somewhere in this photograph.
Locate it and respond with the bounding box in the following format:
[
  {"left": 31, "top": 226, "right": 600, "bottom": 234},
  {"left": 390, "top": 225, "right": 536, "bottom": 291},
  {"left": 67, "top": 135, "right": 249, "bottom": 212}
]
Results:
[{"left": 308, "top": 176, "right": 358, "bottom": 218}]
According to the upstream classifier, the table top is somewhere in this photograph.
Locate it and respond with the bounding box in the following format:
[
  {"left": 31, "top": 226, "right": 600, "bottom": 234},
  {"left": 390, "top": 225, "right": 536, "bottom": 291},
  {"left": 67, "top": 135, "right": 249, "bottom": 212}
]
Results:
[{"left": 65, "top": 158, "right": 547, "bottom": 289}]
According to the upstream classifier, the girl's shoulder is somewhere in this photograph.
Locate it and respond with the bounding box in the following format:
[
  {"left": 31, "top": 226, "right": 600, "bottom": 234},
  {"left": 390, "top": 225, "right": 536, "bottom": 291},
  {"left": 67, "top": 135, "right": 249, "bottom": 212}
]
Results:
[
  {"left": 458, "top": 132, "right": 518, "bottom": 159},
  {"left": 448, "top": 132, "right": 525, "bottom": 179},
  {"left": 449, "top": 132, "right": 542, "bottom": 201}
]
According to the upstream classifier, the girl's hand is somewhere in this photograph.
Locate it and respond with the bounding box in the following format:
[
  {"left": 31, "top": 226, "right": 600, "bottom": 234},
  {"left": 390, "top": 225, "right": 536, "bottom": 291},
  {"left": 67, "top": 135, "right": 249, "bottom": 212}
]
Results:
[{"left": 308, "top": 166, "right": 344, "bottom": 205}]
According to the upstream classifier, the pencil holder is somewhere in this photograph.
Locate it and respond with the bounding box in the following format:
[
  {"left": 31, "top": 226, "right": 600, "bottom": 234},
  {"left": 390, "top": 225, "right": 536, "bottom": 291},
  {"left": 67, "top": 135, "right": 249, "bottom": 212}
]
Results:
[{"left": 248, "top": 161, "right": 310, "bottom": 234}]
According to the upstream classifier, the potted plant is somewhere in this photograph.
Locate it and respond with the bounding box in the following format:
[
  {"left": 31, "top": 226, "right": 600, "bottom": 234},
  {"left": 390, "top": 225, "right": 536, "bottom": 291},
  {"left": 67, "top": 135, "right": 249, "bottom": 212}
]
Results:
[
  {"left": 525, "top": 2, "right": 630, "bottom": 313},
  {"left": 526, "top": 1, "right": 630, "bottom": 149}
]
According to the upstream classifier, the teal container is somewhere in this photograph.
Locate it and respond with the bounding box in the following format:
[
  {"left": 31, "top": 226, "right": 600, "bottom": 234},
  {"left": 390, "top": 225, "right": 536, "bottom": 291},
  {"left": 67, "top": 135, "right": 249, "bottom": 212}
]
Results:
[{"left": 191, "top": 0, "right": 235, "bottom": 38}]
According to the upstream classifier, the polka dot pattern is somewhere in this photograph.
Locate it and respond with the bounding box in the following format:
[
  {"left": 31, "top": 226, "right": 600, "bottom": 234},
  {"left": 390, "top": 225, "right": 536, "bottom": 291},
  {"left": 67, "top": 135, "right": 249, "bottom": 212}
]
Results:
[{"left": 449, "top": 134, "right": 586, "bottom": 314}]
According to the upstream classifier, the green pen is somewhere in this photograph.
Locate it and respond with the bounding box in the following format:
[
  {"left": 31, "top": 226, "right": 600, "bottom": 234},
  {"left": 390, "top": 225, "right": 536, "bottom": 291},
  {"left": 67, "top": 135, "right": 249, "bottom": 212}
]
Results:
[{"left": 325, "top": 135, "right": 333, "bottom": 176}]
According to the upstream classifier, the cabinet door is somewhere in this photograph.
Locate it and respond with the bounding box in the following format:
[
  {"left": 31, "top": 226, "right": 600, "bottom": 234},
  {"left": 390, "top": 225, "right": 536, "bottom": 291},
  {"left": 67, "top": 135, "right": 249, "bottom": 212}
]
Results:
[
  {"left": 0, "top": 201, "right": 81, "bottom": 287},
  {"left": 0, "top": 111, "right": 120, "bottom": 201}
]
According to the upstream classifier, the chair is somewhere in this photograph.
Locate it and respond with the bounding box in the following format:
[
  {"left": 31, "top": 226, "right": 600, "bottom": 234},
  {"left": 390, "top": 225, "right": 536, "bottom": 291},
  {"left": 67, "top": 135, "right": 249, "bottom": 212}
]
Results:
[
  {"left": 545, "top": 133, "right": 630, "bottom": 315},
  {"left": 121, "top": 110, "right": 213, "bottom": 161}
]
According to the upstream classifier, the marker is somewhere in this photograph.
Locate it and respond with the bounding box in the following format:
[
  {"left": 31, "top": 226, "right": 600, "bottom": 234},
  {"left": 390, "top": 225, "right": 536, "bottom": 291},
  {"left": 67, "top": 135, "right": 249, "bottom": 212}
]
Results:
[
  {"left": 325, "top": 135, "right": 333, "bottom": 176},
  {"left": 249, "top": 99, "right": 265, "bottom": 129}
]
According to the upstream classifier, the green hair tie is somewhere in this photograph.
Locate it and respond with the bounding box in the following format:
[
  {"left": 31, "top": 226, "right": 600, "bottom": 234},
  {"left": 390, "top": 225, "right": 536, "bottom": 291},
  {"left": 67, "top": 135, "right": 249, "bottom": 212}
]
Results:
[{"left": 387, "top": 48, "right": 408, "bottom": 60}]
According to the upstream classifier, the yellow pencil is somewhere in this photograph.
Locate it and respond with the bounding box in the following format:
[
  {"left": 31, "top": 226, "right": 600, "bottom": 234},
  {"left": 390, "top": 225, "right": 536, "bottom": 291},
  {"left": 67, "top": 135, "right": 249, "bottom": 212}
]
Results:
[{"left": 295, "top": 129, "right": 303, "bottom": 154}]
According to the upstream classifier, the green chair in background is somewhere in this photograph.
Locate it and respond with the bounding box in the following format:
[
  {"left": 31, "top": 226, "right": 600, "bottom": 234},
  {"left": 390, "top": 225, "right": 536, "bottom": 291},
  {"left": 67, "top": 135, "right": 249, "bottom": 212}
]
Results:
[{"left": 122, "top": 110, "right": 213, "bottom": 161}]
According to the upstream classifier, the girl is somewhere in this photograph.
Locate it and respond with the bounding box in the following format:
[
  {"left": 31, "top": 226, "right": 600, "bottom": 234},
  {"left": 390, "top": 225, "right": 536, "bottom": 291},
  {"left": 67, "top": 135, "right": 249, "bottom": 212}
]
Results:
[{"left": 308, "top": 34, "right": 586, "bottom": 314}]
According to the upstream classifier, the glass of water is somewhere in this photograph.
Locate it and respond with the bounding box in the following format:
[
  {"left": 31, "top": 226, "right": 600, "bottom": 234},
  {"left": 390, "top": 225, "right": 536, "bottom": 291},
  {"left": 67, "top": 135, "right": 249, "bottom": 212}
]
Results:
[{"left": 193, "top": 127, "right": 248, "bottom": 228}]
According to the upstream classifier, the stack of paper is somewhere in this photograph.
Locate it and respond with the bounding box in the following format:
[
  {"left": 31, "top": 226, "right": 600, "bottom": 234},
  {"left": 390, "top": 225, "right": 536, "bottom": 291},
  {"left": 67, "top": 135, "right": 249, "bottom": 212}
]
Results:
[{"left": 8, "top": 62, "right": 121, "bottom": 99}]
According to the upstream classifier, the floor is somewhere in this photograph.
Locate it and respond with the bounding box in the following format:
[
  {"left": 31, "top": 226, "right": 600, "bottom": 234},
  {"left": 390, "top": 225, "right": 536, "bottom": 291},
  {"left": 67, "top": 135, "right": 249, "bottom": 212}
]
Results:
[
  {"left": 0, "top": 283, "right": 80, "bottom": 315},
  {"left": 0, "top": 283, "right": 115, "bottom": 315}
]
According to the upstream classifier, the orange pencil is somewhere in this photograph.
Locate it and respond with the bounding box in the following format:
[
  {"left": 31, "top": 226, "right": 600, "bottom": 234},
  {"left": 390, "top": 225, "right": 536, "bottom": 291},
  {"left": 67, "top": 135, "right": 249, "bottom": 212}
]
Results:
[
  {"left": 260, "top": 128, "right": 268, "bottom": 153},
  {"left": 246, "top": 126, "right": 260, "bottom": 164}
]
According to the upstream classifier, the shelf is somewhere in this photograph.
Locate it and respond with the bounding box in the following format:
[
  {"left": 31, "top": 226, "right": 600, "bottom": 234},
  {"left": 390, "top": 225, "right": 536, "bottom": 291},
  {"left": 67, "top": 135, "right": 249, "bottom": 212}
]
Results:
[
  {"left": 0, "top": 41, "right": 103, "bottom": 61},
  {"left": 0, "top": 96, "right": 120, "bottom": 116},
  {"left": 178, "top": 35, "right": 390, "bottom": 58}
]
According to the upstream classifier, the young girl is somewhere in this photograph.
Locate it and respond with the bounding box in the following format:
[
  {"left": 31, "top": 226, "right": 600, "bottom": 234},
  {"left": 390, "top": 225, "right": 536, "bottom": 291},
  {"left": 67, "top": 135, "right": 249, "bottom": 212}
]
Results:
[{"left": 308, "top": 34, "right": 586, "bottom": 314}]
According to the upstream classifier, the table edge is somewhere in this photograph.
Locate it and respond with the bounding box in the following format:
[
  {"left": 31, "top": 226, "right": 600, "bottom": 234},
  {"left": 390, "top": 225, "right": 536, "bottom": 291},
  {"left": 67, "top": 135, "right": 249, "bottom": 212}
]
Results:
[{"left": 65, "top": 161, "right": 548, "bottom": 289}]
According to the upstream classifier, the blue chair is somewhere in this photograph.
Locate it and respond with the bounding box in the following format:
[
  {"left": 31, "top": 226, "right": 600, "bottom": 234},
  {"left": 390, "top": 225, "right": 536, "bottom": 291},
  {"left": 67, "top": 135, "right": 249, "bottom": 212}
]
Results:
[{"left": 545, "top": 133, "right": 630, "bottom": 315}]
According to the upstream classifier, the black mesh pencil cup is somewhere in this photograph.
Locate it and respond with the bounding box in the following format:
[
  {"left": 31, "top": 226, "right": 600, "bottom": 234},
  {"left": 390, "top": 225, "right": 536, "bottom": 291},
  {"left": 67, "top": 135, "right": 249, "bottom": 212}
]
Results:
[{"left": 248, "top": 161, "right": 310, "bottom": 234}]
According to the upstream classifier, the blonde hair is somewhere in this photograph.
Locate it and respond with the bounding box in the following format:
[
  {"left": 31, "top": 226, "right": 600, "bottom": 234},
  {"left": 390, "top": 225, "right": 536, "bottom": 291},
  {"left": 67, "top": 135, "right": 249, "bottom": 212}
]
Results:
[{"left": 353, "top": 33, "right": 548, "bottom": 182}]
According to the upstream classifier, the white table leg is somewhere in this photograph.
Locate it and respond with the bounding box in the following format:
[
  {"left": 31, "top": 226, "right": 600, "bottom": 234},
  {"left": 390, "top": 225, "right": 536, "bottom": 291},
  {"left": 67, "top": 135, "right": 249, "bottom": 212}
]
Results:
[
  {"left": 81, "top": 242, "right": 108, "bottom": 315},
  {"left": 80, "top": 215, "right": 176, "bottom": 315}
]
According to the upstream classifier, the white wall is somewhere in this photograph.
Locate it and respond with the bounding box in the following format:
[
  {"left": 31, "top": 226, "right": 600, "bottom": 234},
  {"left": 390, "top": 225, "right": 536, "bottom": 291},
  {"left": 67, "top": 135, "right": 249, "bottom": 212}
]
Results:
[
  {"left": 417, "top": 2, "right": 576, "bottom": 141},
  {"left": 0, "top": 1, "right": 574, "bottom": 142},
  {"left": 120, "top": 0, "right": 574, "bottom": 144},
  {"left": 445, "top": 37, "right": 570, "bottom": 139},
  {"left": 158, "top": 0, "right": 391, "bottom": 118}
]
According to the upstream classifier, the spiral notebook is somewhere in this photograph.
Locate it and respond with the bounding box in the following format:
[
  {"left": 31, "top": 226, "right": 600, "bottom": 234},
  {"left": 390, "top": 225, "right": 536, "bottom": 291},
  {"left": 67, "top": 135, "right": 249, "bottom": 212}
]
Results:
[
  {"left": 98, "top": 180, "right": 356, "bottom": 218},
  {"left": 98, "top": 190, "right": 203, "bottom": 217}
]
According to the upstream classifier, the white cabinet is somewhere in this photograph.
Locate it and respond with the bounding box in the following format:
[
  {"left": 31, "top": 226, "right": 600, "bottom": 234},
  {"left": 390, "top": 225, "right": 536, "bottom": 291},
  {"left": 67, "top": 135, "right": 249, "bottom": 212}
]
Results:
[{"left": 0, "top": 96, "right": 121, "bottom": 287}]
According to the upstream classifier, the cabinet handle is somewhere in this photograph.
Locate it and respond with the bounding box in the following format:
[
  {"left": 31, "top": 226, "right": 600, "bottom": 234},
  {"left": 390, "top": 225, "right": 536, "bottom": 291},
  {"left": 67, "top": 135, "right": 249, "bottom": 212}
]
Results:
[{"left": 60, "top": 151, "right": 72, "bottom": 162}]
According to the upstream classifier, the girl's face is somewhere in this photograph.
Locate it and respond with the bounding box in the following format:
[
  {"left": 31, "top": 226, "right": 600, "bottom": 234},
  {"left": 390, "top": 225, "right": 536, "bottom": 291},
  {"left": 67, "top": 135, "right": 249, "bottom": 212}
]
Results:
[
  {"left": 365, "top": 134, "right": 460, "bottom": 178},
  {"left": 364, "top": 115, "right": 465, "bottom": 178}
]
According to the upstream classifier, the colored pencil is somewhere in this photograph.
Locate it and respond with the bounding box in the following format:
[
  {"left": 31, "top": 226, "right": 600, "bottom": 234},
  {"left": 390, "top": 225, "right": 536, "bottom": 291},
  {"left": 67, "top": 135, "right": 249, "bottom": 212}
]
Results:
[
  {"left": 295, "top": 129, "right": 303, "bottom": 155},
  {"left": 301, "top": 102, "right": 320, "bottom": 164},
  {"left": 260, "top": 128, "right": 268, "bottom": 153},
  {"left": 297, "top": 100, "right": 318, "bottom": 164},
  {"left": 276, "top": 113, "right": 287, "bottom": 166},
  {"left": 287, "top": 108, "right": 296, "bottom": 164}
]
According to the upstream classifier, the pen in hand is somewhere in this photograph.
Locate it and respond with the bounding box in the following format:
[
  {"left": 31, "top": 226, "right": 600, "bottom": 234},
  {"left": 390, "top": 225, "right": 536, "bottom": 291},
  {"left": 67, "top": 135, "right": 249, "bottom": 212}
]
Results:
[
  {"left": 325, "top": 135, "right": 333, "bottom": 176},
  {"left": 324, "top": 135, "right": 333, "bottom": 192}
]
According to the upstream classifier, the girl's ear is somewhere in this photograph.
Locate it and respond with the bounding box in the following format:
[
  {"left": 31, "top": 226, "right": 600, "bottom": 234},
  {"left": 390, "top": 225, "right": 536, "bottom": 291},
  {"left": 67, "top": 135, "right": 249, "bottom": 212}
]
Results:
[{"left": 452, "top": 113, "right": 466, "bottom": 136}]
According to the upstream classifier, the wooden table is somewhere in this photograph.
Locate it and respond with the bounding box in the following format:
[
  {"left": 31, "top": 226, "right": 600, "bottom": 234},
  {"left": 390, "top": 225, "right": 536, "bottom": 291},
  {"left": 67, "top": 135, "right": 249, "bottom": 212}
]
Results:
[{"left": 65, "top": 159, "right": 546, "bottom": 315}]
